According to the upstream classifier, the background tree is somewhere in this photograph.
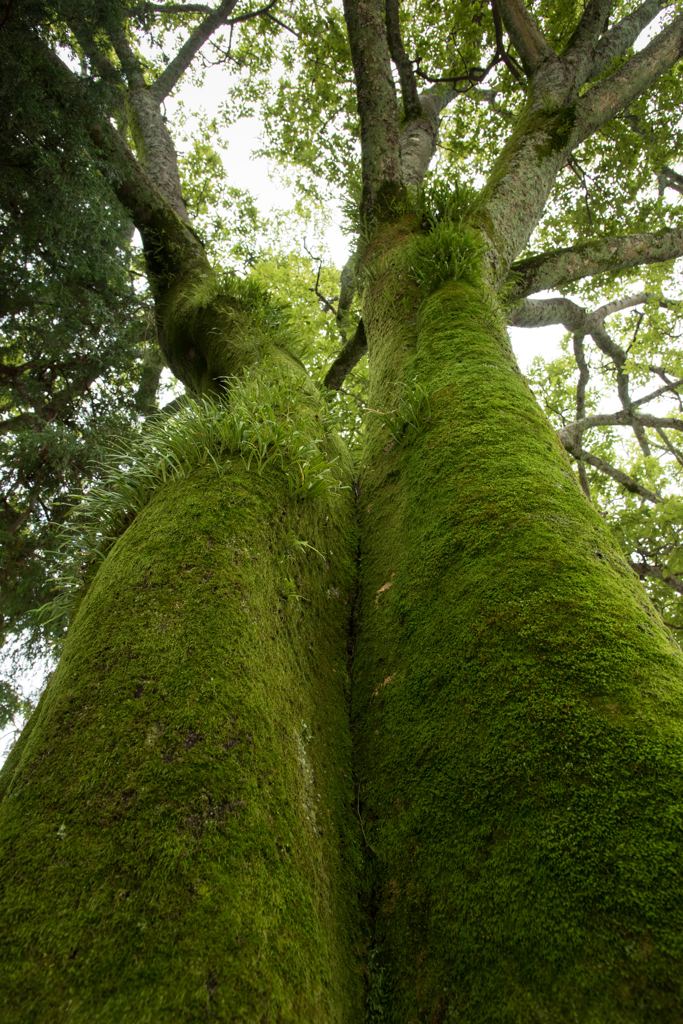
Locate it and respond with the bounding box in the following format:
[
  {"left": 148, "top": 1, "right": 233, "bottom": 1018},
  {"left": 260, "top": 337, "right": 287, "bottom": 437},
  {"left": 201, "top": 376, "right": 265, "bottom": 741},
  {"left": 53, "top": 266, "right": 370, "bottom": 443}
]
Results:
[{"left": 2, "top": 0, "right": 683, "bottom": 1020}]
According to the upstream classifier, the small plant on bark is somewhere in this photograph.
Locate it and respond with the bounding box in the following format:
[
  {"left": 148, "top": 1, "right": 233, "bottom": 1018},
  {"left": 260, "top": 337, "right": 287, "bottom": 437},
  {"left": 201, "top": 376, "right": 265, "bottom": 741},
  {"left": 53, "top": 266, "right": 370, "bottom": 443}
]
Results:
[{"left": 38, "top": 362, "right": 346, "bottom": 640}]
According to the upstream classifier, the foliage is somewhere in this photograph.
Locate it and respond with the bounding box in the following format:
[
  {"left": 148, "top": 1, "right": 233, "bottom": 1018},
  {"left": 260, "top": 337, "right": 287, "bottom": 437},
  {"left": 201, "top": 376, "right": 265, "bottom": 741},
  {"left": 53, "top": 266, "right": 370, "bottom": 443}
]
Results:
[
  {"left": 0, "top": 6, "right": 156, "bottom": 655},
  {"left": 174, "top": 105, "right": 264, "bottom": 269},
  {"left": 525, "top": 312, "right": 683, "bottom": 631},
  {"left": 39, "top": 362, "right": 347, "bottom": 647},
  {"left": 405, "top": 222, "right": 487, "bottom": 295}
]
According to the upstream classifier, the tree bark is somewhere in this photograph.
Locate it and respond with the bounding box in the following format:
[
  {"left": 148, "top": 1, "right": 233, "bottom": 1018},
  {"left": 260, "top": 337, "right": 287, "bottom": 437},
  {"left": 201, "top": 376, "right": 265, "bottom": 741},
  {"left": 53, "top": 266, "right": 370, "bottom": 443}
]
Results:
[
  {"left": 0, "top": 458, "right": 364, "bottom": 1022},
  {"left": 352, "top": 224, "right": 683, "bottom": 1020}
]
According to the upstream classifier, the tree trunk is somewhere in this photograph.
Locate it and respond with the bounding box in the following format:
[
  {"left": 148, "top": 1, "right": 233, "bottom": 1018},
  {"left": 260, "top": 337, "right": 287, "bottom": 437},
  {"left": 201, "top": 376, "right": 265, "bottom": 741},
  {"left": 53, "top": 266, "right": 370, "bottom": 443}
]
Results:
[
  {"left": 0, "top": 460, "right": 363, "bottom": 1023},
  {"left": 4, "top": 232, "right": 683, "bottom": 1022},
  {"left": 353, "top": 225, "right": 683, "bottom": 1021}
]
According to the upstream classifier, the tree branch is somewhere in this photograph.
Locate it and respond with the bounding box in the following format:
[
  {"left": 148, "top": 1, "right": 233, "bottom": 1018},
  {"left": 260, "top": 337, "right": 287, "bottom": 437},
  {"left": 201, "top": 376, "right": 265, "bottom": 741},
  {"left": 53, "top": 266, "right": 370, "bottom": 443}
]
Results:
[
  {"left": 323, "top": 320, "right": 367, "bottom": 391},
  {"left": 494, "top": 0, "right": 555, "bottom": 74},
  {"left": 224, "top": 0, "right": 280, "bottom": 27},
  {"left": 491, "top": 0, "right": 525, "bottom": 82},
  {"left": 150, "top": 0, "right": 240, "bottom": 101},
  {"left": 636, "top": 378, "right": 683, "bottom": 409},
  {"left": 507, "top": 225, "right": 683, "bottom": 300},
  {"left": 384, "top": 0, "right": 421, "bottom": 120},
  {"left": 343, "top": 0, "right": 402, "bottom": 216},
  {"left": 572, "top": 333, "right": 592, "bottom": 496},
  {"left": 575, "top": 14, "right": 683, "bottom": 144},
  {"left": 141, "top": 3, "right": 214, "bottom": 11},
  {"left": 659, "top": 164, "right": 683, "bottom": 195},
  {"left": 565, "top": 446, "right": 662, "bottom": 502},
  {"left": 109, "top": 23, "right": 147, "bottom": 90},
  {"left": 567, "top": 409, "right": 683, "bottom": 435},
  {"left": 508, "top": 295, "right": 587, "bottom": 330},
  {"left": 587, "top": 0, "right": 670, "bottom": 81},
  {"left": 399, "top": 84, "right": 458, "bottom": 190},
  {"left": 516, "top": 288, "right": 683, "bottom": 487},
  {"left": 629, "top": 558, "right": 683, "bottom": 594},
  {"left": 563, "top": 0, "right": 613, "bottom": 66}
]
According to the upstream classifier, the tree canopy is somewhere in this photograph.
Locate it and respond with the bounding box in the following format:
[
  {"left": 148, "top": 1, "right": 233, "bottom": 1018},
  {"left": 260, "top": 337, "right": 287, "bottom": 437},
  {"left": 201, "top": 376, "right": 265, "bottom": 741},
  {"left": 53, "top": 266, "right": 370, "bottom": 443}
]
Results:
[{"left": 2, "top": 5, "right": 683, "bottom": 706}]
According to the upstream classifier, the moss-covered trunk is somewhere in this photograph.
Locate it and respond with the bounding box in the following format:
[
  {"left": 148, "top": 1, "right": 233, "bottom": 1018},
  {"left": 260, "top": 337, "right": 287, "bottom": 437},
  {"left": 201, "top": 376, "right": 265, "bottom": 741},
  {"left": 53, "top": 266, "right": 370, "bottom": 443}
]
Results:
[
  {"left": 0, "top": 460, "right": 363, "bottom": 1023},
  {"left": 353, "top": 227, "right": 683, "bottom": 1022}
]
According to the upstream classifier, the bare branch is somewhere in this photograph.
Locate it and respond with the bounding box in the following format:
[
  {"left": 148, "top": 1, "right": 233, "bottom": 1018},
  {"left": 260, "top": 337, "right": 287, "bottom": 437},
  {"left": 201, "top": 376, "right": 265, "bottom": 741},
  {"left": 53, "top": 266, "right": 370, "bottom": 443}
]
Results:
[
  {"left": 150, "top": 0, "right": 240, "bottom": 101},
  {"left": 507, "top": 226, "right": 683, "bottom": 300},
  {"left": 565, "top": 408, "right": 683, "bottom": 437},
  {"left": 494, "top": 0, "right": 555, "bottom": 74},
  {"left": 385, "top": 0, "right": 421, "bottom": 120},
  {"left": 587, "top": 0, "right": 671, "bottom": 81},
  {"left": 303, "top": 239, "right": 341, "bottom": 317},
  {"left": 654, "top": 425, "right": 683, "bottom": 466},
  {"left": 629, "top": 559, "right": 683, "bottom": 593},
  {"left": 514, "top": 290, "right": 683, "bottom": 484},
  {"left": 575, "top": 14, "right": 683, "bottom": 144},
  {"left": 565, "top": 446, "right": 662, "bottom": 502},
  {"left": 263, "top": 11, "right": 299, "bottom": 36},
  {"left": 323, "top": 321, "right": 368, "bottom": 391}
]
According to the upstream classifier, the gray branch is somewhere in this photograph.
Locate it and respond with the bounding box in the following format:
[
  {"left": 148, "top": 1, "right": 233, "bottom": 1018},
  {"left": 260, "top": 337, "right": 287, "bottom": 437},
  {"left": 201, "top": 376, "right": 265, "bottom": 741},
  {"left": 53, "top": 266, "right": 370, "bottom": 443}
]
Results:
[
  {"left": 566, "top": 447, "right": 662, "bottom": 502},
  {"left": 629, "top": 559, "right": 683, "bottom": 594},
  {"left": 587, "top": 0, "right": 671, "bottom": 81},
  {"left": 564, "top": 409, "right": 683, "bottom": 439},
  {"left": 399, "top": 85, "right": 458, "bottom": 190},
  {"left": 514, "top": 290, "right": 683, "bottom": 495},
  {"left": 151, "top": 0, "right": 241, "bottom": 101},
  {"left": 575, "top": 14, "right": 683, "bottom": 145},
  {"left": 507, "top": 226, "right": 683, "bottom": 300}
]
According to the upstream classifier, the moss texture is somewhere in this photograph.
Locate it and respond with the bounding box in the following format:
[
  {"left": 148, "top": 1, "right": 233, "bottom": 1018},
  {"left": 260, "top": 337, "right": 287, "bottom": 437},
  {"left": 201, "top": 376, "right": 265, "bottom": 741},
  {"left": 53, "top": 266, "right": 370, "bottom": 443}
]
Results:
[
  {"left": 156, "top": 274, "right": 299, "bottom": 394},
  {"left": 354, "top": 241, "right": 683, "bottom": 1022},
  {"left": 0, "top": 462, "right": 363, "bottom": 1023}
]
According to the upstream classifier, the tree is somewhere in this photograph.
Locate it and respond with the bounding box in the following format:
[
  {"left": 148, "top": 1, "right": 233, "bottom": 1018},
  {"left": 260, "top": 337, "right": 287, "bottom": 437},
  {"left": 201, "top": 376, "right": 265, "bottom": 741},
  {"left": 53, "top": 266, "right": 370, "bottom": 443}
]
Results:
[{"left": 2, "top": 0, "right": 683, "bottom": 1019}]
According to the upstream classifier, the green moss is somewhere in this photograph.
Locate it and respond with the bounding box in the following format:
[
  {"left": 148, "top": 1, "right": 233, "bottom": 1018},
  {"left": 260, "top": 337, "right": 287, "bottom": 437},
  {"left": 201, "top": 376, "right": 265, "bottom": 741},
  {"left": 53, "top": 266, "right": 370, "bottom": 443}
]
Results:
[
  {"left": 533, "top": 104, "right": 577, "bottom": 160},
  {"left": 159, "top": 271, "right": 298, "bottom": 393},
  {"left": 0, "top": 462, "right": 363, "bottom": 1023},
  {"left": 353, "top": 275, "right": 683, "bottom": 1022},
  {"left": 40, "top": 362, "right": 348, "bottom": 641},
  {"left": 404, "top": 223, "right": 487, "bottom": 298}
]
